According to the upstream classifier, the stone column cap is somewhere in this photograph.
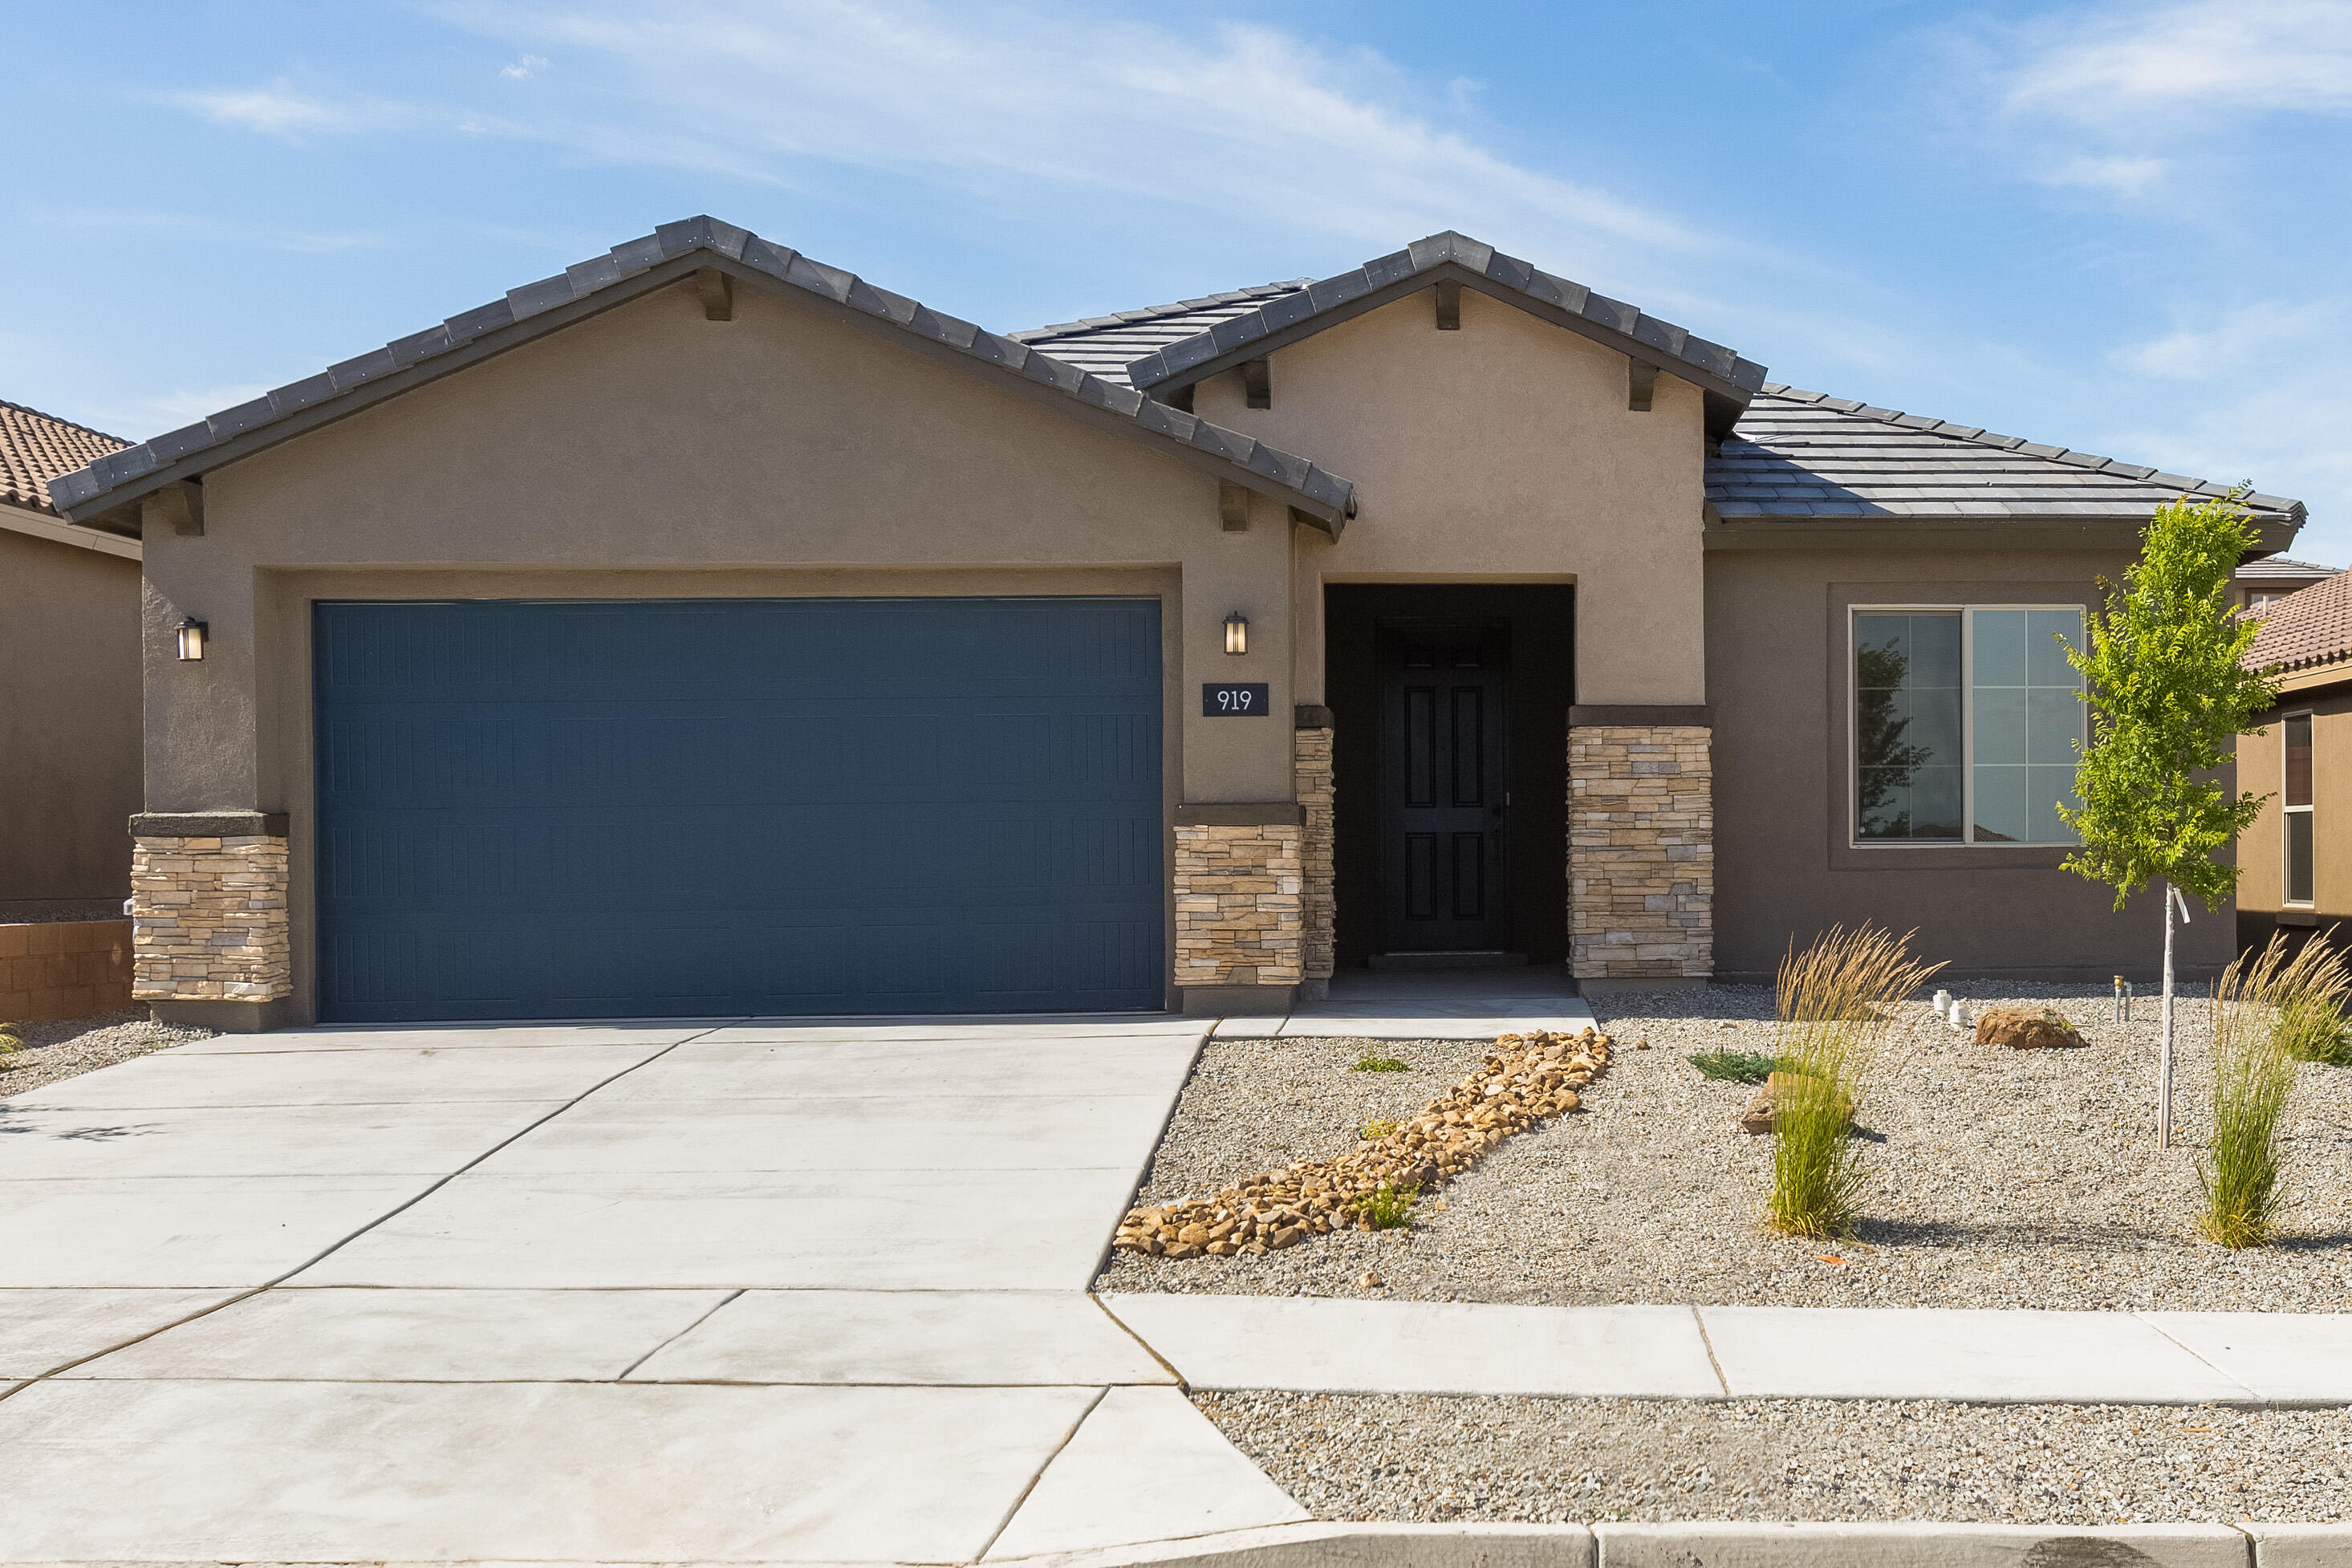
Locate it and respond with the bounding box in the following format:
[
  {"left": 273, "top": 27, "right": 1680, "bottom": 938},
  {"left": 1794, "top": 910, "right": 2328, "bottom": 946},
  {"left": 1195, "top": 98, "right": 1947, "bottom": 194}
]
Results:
[
  {"left": 132, "top": 811, "right": 290, "bottom": 837},
  {"left": 1570, "top": 704, "right": 1713, "bottom": 727},
  {"left": 1175, "top": 803, "right": 1306, "bottom": 827}
]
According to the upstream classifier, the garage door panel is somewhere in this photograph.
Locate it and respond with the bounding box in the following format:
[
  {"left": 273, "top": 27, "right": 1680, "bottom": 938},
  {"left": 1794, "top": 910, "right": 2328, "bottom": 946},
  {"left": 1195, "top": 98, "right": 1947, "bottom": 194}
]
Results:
[{"left": 315, "top": 599, "right": 1164, "bottom": 1022}]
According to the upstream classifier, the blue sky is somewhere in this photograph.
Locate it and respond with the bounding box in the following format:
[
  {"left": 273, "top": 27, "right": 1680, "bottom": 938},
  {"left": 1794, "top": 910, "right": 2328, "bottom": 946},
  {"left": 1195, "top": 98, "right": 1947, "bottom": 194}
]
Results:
[{"left": 10, "top": 1, "right": 2352, "bottom": 561}]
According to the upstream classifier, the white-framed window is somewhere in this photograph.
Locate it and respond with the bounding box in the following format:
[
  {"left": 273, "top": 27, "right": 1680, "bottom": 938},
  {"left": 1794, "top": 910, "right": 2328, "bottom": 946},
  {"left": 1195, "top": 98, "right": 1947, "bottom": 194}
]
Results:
[
  {"left": 2284, "top": 711, "right": 2314, "bottom": 906},
  {"left": 1850, "top": 605, "right": 2087, "bottom": 846}
]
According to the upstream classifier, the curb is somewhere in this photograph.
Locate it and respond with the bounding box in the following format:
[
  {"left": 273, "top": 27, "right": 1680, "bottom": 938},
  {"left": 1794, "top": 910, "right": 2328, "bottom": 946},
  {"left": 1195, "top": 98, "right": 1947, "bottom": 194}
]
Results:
[{"left": 999, "top": 1520, "right": 2352, "bottom": 1568}]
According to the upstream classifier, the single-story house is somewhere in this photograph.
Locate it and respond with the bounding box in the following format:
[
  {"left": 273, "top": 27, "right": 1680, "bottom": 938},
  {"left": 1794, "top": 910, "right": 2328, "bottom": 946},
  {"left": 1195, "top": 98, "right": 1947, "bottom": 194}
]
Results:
[
  {"left": 1, "top": 399, "right": 140, "bottom": 920},
  {"left": 2240, "top": 568, "right": 2352, "bottom": 953},
  {"left": 51, "top": 219, "right": 2305, "bottom": 1030}
]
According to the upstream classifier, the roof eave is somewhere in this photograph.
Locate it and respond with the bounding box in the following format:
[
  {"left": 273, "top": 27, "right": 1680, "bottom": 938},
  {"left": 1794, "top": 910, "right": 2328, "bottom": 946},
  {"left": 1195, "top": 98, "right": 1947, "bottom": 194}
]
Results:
[
  {"left": 1705, "top": 508, "right": 2304, "bottom": 553},
  {"left": 54, "top": 218, "right": 1357, "bottom": 531}
]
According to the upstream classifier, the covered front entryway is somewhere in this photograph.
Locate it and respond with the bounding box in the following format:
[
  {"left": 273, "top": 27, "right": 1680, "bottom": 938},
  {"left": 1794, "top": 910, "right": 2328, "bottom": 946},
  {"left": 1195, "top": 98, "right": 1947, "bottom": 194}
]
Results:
[
  {"left": 312, "top": 596, "right": 1164, "bottom": 1022},
  {"left": 1324, "top": 583, "right": 1574, "bottom": 972}
]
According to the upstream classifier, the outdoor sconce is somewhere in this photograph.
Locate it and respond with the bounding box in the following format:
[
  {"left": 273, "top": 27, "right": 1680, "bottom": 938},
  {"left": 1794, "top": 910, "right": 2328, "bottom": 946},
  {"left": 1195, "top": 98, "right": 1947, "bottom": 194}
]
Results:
[
  {"left": 176, "top": 618, "right": 207, "bottom": 661},
  {"left": 1224, "top": 611, "right": 1249, "bottom": 656}
]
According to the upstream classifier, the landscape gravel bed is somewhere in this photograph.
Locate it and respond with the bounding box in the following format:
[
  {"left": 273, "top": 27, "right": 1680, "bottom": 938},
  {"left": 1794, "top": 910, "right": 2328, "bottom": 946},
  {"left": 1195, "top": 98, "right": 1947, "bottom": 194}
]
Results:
[
  {"left": 0, "top": 1012, "right": 213, "bottom": 1098},
  {"left": 1095, "top": 985, "right": 2352, "bottom": 1310},
  {"left": 1196, "top": 1390, "right": 2352, "bottom": 1524}
]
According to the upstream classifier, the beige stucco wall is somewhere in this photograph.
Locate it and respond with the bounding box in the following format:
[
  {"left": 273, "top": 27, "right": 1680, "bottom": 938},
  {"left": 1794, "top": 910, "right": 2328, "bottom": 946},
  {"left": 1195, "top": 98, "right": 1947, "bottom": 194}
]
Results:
[
  {"left": 1190, "top": 286, "right": 1708, "bottom": 706},
  {"left": 2240, "top": 675, "right": 2352, "bottom": 920},
  {"left": 1, "top": 526, "right": 141, "bottom": 906},
  {"left": 1705, "top": 543, "right": 2236, "bottom": 981}
]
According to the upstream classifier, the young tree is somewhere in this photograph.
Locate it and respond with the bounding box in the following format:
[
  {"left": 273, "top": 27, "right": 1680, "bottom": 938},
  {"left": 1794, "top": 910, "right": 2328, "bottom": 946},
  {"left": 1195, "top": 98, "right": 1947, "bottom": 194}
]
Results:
[{"left": 2061, "top": 492, "right": 2281, "bottom": 1147}]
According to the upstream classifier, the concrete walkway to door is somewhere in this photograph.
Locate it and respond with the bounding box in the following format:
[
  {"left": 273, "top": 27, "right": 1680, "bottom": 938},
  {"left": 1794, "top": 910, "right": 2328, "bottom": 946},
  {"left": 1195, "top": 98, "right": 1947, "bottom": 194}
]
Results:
[{"left": 0, "top": 1014, "right": 1305, "bottom": 1563}]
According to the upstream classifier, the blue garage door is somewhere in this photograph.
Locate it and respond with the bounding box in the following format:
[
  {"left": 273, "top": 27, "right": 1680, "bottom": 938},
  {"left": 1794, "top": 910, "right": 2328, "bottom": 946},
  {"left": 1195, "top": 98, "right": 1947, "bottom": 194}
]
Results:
[{"left": 314, "top": 598, "right": 1164, "bottom": 1022}]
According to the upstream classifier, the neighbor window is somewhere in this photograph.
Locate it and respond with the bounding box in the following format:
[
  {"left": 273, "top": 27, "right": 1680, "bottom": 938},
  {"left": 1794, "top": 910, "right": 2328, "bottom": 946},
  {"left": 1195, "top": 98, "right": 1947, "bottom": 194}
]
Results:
[
  {"left": 1853, "top": 607, "right": 2086, "bottom": 845},
  {"left": 2285, "top": 713, "right": 2313, "bottom": 905}
]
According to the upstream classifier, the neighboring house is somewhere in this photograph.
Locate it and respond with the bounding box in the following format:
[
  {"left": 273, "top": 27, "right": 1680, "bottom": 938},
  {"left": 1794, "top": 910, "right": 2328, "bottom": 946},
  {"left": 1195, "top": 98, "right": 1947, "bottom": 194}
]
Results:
[
  {"left": 0, "top": 399, "right": 139, "bottom": 920},
  {"left": 2233, "top": 555, "right": 2337, "bottom": 613},
  {"left": 51, "top": 221, "right": 2301, "bottom": 1030},
  {"left": 2240, "top": 568, "right": 2352, "bottom": 952}
]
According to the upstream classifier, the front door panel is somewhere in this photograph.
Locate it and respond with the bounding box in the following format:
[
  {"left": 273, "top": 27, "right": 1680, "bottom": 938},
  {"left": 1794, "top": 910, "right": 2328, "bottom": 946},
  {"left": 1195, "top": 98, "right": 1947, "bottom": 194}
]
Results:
[{"left": 1376, "top": 621, "right": 1510, "bottom": 953}]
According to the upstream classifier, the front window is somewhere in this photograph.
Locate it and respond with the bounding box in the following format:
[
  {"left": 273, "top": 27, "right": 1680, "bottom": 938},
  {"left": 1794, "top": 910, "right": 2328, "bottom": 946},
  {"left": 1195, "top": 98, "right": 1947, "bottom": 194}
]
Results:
[
  {"left": 2285, "top": 713, "right": 2314, "bottom": 905},
  {"left": 1853, "top": 606, "right": 2086, "bottom": 846}
]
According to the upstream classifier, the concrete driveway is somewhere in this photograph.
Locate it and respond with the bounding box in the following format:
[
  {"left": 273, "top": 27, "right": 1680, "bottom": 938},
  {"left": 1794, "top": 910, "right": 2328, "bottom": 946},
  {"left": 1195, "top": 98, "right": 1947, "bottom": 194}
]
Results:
[{"left": 0, "top": 1018, "right": 1306, "bottom": 1563}]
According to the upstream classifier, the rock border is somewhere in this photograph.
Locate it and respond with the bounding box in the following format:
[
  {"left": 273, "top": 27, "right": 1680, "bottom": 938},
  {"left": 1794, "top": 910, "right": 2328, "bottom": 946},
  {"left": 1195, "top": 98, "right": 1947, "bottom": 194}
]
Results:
[{"left": 1114, "top": 1028, "right": 1614, "bottom": 1258}]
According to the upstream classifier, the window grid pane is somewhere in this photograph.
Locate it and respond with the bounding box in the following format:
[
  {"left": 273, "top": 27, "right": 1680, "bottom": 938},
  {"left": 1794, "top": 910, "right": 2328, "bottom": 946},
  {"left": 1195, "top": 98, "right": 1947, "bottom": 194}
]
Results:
[
  {"left": 1969, "top": 607, "right": 2083, "bottom": 845},
  {"left": 1854, "top": 611, "right": 1964, "bottom": 841}
]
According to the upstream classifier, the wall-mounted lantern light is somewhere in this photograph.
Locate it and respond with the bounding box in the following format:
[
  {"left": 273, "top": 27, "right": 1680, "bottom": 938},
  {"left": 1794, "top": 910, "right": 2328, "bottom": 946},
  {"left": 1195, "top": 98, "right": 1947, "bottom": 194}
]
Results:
[
  {"left": 176, "top": 618, "right": 208, "bottom": 661},
  {"left": 1224, "top": 611, "right": 1249, "bottom": 656}
]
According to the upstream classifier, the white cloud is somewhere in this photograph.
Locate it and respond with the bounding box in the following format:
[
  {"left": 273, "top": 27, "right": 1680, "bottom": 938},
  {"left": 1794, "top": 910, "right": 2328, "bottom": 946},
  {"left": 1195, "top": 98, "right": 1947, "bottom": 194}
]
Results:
[
  {"left": 501, "top": 54, "right": 550, "bottom": 79},
  {"left": 2040, "top": 154, "right": 2169, "bottom": 194},
  {"left": 168, "top": 83, "right": 374, "bottom": 136},
  {"left": 429, "top": 1, "right": 1702, "bottom": 263},
  {"left": 2119, "top": 299, "right": 2347, "bottom": 377},
  {"left": 2008, "top": 0, "right": 2352, "bottom": 126}
]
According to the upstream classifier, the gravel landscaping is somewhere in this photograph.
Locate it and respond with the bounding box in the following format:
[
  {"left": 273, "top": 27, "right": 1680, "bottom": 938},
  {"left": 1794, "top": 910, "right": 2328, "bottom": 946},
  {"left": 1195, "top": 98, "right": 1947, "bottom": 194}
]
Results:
[
  {"left": 0, "top": 1011, "right": 213, "bottom": 1098},
  {"left": 1095, "top": 985, "right": 2352, "bottom": 1310},
  {"left": 1197, "top": 1391, "right": 2352, "bottom": 1524}
]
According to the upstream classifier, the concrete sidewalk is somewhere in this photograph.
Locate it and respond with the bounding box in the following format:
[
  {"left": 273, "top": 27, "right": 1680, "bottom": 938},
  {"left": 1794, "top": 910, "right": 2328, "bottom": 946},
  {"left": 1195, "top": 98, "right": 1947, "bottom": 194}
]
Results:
[{"left": 1101, "top": 1294, "right": 2352, "bottom": 1406}]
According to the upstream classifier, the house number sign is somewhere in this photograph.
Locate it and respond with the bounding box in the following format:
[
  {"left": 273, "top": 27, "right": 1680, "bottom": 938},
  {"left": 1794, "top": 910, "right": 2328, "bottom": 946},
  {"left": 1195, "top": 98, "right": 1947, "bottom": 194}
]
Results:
[{"left": 1201, "top": 682, "right": 1270, "bottom": 717}]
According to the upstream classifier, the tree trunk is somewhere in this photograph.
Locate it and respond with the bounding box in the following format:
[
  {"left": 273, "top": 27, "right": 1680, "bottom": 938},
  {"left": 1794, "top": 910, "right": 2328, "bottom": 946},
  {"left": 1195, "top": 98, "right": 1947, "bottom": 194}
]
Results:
[{"left": 2159, "top": 881, "right": 2176, "bottom": 1149}]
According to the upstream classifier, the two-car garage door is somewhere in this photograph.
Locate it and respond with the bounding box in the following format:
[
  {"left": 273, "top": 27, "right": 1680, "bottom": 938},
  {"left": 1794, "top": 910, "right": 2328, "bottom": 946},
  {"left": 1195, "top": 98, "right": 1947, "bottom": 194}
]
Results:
[{"left": 314, "top": 598, "right": 1164, "bottom": 1022}]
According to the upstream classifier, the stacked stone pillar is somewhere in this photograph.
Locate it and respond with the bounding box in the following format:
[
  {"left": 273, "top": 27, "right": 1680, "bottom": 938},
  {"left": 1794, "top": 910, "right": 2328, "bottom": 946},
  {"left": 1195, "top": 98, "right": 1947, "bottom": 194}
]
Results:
[
  {"left": 1568, "top": 717, "right": 1713, "bottom": 985},
  {"left": 1172, "top": 807, "right": 1304, "bottom": 1012},
  {"left": 1294, "top": 706, "right": 1336, "bottom": 1001},
  {"left": 129, "top": 812, "right": 292, "bottom": 1023}
]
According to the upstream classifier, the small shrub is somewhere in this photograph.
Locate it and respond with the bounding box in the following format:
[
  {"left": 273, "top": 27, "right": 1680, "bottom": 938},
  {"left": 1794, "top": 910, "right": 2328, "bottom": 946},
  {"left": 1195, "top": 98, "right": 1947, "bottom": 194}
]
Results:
[
  {"left": 1351, "top": 1180, "right": 1417, "bottom": 1229},
  {"left": 1690, "top": 1049, "right": 1776, "bottom": 1084},
  {"left": 0, "top": 1023, "right": 20, "bottom": 1057},
  {"left": 1765, "top": 925, "right": 1944, "bottom": 1240},
  {"left": 2200, "top": 934, "right": 2349, "bottom": 1246},
  {"left": 1359, "top": 1118, "right": 1399, "bottom": 1139},
  {"left": 2277, "top": 996, "right": 2352, "bottom": 1066},
  {"left": 1351, "top": 1053, "right": 1411, "bottom": 1073}
]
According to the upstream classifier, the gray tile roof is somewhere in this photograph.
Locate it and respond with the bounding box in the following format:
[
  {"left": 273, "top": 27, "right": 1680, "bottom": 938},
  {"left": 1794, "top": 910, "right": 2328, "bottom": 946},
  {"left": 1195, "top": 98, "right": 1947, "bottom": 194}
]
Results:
[
  {"left": 51, "top": 218, "right": 1355, "bottom": 526},
  {"left": 1008, "top": 282, "right": 1311, "bottom": 383},
  {"left": 1710, "top": 384, "right": 2305, "bottom": 526},
  {"left": 2237, "top": 555, "right": 2337, "bottom": 582}
]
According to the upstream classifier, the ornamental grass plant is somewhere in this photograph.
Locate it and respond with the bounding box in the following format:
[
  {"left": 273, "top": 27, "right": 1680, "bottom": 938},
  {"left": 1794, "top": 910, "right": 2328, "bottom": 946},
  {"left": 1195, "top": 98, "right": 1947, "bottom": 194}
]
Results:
[
  {"left": 1765, "top": 924, "right": 1945, "bottom": 1240},
  {"left": 2199, "top": 933, "right": 2349, "bottom": 1247}
]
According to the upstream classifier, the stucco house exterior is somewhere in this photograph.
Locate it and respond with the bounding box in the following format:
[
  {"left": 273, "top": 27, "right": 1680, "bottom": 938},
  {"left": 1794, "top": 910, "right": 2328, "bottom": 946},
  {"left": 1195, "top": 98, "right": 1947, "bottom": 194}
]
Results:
[
  {"left": 2239, "top": 568, "right": 2352, "bottom": 953},
  {"left": 51, "top": 219, "right": 2307, "bottom": 1030},
  {"left": 1, "top": 400, "right": 139, "bottom": 920}
]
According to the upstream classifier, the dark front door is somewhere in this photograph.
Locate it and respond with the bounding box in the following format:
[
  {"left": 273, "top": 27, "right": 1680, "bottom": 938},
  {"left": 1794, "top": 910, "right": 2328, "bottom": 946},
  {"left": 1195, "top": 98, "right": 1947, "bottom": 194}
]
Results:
[{"left": 1375, "top": 620, "right": 1511, "bottom": 954}]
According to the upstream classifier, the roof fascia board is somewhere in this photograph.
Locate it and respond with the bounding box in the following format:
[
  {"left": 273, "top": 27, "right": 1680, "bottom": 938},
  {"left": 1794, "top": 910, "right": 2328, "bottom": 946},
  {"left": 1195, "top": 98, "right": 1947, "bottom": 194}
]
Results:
[
  {"left": 0, "top": 498, "right": 142, "bottom": 559},
  {"left": 1131, "top": 258, "right": 1757, "bottom": 438},
  {"left": 2274, "top": 659, "right": 2352, "bottom": 693},
  {"left": 59, "top": 225, "right": 1354, "bottom": 531},
  {"left": 1707, "top": 514, "right": 2301, "bottom": 555}
]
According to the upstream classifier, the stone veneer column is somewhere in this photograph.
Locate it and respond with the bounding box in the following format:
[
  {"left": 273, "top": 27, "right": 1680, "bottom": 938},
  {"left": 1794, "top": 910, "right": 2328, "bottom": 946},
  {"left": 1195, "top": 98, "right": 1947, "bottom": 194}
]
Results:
[
  {"left": 129, "top": 812, "right": 292, "bottom": 1018},
  {"left": 1294, "top": 706, "right": 1336, "bottom": 1000},
  {"left": 1568, "top": 721, "right": 1713, "bottom": 983},
  {"left": 1172, "top": 814, "right": 1304, "bottom": 996}
]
